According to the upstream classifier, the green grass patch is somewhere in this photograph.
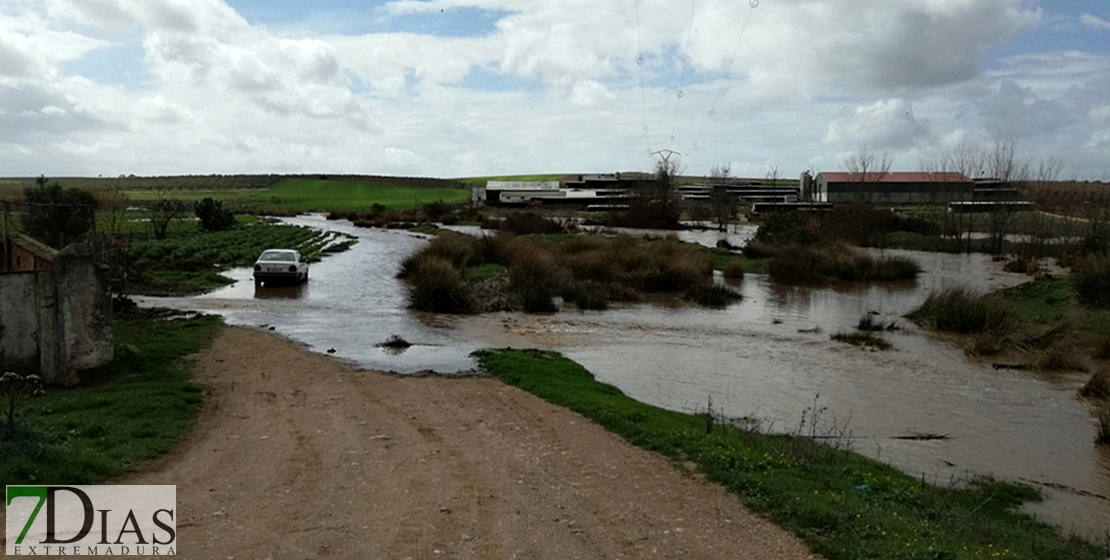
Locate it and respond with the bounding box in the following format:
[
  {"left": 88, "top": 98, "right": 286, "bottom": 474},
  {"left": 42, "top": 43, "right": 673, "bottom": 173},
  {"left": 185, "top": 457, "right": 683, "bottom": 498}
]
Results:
[
  {"left": 474, "top": 349, "right": 1107, "bottom": 560},
  {"left": 127, "top": 178, "right": 470, "bottom": 212},
  {"left": 0, "top": 315, "right": 223, "bottom": 485},
  {"left": 467, "top": 263, "right": 508, "bottom": 281},
  {"left": 1002, "top": 277, "right": 1110, "bottom": 336},
  {"left": 708, "top": 247, "right": 768, "bottom": 275}
]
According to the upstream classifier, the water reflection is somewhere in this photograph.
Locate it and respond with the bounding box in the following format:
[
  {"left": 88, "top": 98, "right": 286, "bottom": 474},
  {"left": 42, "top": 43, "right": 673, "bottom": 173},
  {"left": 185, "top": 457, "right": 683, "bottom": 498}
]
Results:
[{"left": 252, "top": 283, "right": 308, "bottom": 299}]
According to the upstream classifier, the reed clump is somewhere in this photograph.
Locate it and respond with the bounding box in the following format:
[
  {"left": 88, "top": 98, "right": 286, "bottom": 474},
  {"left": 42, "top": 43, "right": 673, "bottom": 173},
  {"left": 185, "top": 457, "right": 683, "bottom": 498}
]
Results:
[
  {"left": 767, "top": 244, "right": 921, "bottom": 285},
  {"left": 907, "top": 288, "right": 1018, "bottom": 335}
]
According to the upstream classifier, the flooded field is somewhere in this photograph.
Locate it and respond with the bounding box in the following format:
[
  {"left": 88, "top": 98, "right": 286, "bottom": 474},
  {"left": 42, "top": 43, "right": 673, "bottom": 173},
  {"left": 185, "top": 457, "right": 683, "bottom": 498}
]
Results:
[{"left": 138, "top": 214, "right": 1110, "bottom": 540}]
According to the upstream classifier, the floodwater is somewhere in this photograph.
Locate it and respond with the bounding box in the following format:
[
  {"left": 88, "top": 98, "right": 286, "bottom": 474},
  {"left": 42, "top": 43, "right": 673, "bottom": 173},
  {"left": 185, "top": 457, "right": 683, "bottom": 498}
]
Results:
[{"left": 138, "top": 214, "right": 1110, "bottom": 540}]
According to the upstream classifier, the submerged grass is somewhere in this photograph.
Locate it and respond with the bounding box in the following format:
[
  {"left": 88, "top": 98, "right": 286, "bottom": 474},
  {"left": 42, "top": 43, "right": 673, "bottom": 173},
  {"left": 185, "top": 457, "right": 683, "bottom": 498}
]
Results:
[
  {"left": 831, "top": 332, "right": 893, "bottom": 351},
  {"left": 474, "top": 349, "right": 1106, "bottom": 560},
  {"left": 0, "top": 315, "right": 222, "bottom": 485},
  {"left": 767, "top": 244, "right": 921, "bottom": 285}
]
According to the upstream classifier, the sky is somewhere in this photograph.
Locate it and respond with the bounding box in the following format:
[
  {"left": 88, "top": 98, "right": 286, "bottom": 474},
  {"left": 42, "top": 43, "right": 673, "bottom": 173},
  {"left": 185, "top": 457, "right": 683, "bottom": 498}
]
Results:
[{"left": 0, "top": 0, "right": 1108, "bottom": 179}]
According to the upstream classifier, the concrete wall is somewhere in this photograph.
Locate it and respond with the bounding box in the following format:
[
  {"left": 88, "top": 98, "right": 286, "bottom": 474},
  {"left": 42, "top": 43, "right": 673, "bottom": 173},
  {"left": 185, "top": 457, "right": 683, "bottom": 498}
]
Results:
[{"left": 0, "top": 244, "right": 112, "bottom": 384}]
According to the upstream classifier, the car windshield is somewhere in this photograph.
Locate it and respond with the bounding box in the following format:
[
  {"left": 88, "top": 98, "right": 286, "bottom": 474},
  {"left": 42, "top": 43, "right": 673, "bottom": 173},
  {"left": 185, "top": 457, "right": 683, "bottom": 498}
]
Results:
[{"left": 259, "top": 251, "right": 295, "bottom": 262}]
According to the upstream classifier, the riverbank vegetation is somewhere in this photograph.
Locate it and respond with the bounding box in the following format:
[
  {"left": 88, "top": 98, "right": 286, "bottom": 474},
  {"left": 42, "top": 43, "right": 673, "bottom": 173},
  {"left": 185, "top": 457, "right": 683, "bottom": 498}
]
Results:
[
  {"left": 400, "top": 232, "right": 745, "bottom": 313},
  {"left": 0, "top": 314, "right": 222, "bottom": 485},
  {"left": 474, "top": 348, "right": 1107, "bottom": 560},
  {"left": 751, "top": 211, "right": 922, "bottom": 284}
]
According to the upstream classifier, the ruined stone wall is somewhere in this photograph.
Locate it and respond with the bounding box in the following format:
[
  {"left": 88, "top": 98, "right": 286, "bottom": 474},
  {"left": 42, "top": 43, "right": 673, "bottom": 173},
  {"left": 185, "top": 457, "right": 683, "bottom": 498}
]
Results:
[{"left": 0, "top": 247, "right": 112, "bottom": 384}]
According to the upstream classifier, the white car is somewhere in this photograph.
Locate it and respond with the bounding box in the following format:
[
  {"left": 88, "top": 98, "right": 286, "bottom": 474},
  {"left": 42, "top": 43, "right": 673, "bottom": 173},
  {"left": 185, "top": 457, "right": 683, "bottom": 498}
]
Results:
[{"left": 253, "top": 249, "right": 308, "bottom": 287}]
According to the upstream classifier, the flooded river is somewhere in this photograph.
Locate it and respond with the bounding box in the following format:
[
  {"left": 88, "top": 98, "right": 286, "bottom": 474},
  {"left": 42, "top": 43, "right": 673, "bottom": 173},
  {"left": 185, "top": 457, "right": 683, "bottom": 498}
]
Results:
[{"left": 139, "top": 214, "right": 1110, "bottom": 540}]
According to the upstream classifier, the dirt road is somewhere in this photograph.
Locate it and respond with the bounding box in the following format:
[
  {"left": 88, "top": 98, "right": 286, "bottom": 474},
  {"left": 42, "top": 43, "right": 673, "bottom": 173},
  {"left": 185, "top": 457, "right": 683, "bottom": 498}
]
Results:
[{"left": 130, "top": 327, "right": 819, "bottom": 559}]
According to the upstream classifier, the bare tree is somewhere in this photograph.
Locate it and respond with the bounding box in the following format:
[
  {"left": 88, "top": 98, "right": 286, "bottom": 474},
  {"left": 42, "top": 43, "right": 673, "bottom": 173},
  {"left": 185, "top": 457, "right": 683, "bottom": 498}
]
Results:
[
  {"left": 708, "top": 163, "right": 737, "bottom": 231},
  {"left": 983, "top": 137, "right": 1031, "bottom": 255},
  {"left": 766, "top": 165, "right": 781, "bottom": 188},
  {"left": 627, "top": 151, "right": 683, "bottom": 229},
  {"left": 146, "top": 197, "right": 188, "bottom": 240},
  {"left": 841, "top": 147, "right": 891, "bottom": 204}
]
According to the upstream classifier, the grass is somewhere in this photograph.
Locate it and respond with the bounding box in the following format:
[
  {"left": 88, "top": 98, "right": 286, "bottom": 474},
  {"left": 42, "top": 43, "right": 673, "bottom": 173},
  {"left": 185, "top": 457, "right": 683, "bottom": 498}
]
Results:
[
  {"left": 0, "top": 315, "right": 222, "bottom": 485},
  {"left": 473, "top": 349, "right": 1106, "bottom": 560},
  {"left": 908, "top": 288, "right": 1018, "bottom": 335},
  {"left": 831, "top": 332, "right": 893, "bottom": 351},
  {"left": 685, "top": 284, "right": 743, "bottom": 307},
  {"left": 1080, "top": 369, "right": 1110, "bottom": 399},
  {"left": 767, "top": 244, "right": 921, "bottom": 285},
  {"left": 128, "top": 177, "right": 470, "bottom": 213},
  {"left": 857, "top": 315, "right": 901, "bottom": 332},
  {"left": 1002, "top": 276, "right": 1110, "bottom": 336}
]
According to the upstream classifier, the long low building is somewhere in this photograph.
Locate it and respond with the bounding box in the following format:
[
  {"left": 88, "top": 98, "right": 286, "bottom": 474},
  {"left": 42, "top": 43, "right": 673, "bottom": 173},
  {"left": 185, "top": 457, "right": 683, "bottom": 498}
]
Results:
[{"left": 812, "top": 172, "right": 974, "bottom": 204}]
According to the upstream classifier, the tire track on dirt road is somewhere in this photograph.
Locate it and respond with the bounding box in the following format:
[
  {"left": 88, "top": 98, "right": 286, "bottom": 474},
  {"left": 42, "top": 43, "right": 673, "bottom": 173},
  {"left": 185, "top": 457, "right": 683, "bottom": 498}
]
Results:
[{"left": 119, "top": 327, "right": 820, "bottom": 560}]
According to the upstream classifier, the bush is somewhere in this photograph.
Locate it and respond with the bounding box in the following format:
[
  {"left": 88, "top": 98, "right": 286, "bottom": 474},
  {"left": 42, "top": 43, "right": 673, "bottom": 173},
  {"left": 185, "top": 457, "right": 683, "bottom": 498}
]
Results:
[
  {"left": 741, "top": 240, "right": 776, "bottom": 260},
  {"left": 767, "top": 244, "right": 920, "bottom": 285},
  {"left": 907, "top": 288, "right": 1017, "bottom": 334},
  {"left": 561, "top": 281, "right": 610, "bottom": 310},
  {"left": 1080, "top": 369, "right": 1110, "bottom": 399},
  {"left": 508, "top": 244, "right": 560, "bottom": 312},
  {"left": 685, "top": 284, "right": 742, "bottom": 308},
  {"left": 21, "top": 177, "right": 97, "bottom": 248},
  {"left": 754, "top": 211, "right": 819, "bottom": 245},
  {"left": 405, "top": 258, "right": 474, "bottom": 313},
  {"left": 498, "top": 212, "right": 571, "bottom": 235},
  {"left": 1074, "top": 257, "right": 1110, "bottom": 308},
  {"left": 195, "top": 197, "right": 237, "bottom": 232},
  {"left": 722, "top": 260, "right": 746, "bottom": 279}
]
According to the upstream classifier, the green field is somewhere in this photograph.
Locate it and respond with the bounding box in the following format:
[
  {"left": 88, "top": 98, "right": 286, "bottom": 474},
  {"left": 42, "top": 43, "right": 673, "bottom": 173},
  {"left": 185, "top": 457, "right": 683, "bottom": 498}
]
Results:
[{"left": 125, "top": 178, "right": 471, "bottom": 212}]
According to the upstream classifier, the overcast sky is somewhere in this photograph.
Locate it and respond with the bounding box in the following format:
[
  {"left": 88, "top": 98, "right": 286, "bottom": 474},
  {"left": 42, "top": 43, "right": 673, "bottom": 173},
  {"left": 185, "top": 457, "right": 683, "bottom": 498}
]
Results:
[{"left": 0, "top": 0, "right": 1107, "bottom": 179}]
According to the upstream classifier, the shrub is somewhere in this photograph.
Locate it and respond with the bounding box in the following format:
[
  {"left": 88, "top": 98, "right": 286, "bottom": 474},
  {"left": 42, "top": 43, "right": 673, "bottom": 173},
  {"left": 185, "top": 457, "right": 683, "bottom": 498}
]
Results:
[
  {"left": 1080, "top": 369, "right": 1110, "bottom": 399},
  {"left": 1032, "top": 339, "right": 1087, "bottom": 372},
  {"left": 1073, "top": 257, "right": 1110, "bottom": 308},
  {"left": 195, "top": 197, "right": 237, "bottom": 232},
  {"left": 871, "top": 256, "right": 923, "bottom": 281},
  {"left": 405, "top": 257, "right": 474, "bottom": 313},
  {"left": 831, "top": 332, "right": 892, "bottom": 351},
  {"left": 742, "top": 240, "right": 776, "bottom": 260},
  {"left": 754, "top": 211, "right": 819, "bottom": 245},
  {"left": 685, "top": 284, "right": 742, "bottom": 308},
  {"left": 498, "top": 212, "right": 570, "bottom": 235},
  {"left": 907, "top": 288, "right": 1017, "bottom": 334},
  {"left": 508, "top": 244, "right": 560, "bottom": 312},
  {"left": 722, "top": 260, "right": 746, "bottom": 279},
  {"left": 423, "top": 232, "right": 475, "bottom": 269},
  {"left": 561, "top": 281, "right": 610, "bottom": 310}
]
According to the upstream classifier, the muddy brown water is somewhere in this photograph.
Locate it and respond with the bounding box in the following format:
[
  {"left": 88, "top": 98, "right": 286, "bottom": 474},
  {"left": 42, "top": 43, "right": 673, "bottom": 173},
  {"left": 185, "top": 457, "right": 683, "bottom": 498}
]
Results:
[{"left": 138, "top": 214, "right": 1110, "bottom": 541}]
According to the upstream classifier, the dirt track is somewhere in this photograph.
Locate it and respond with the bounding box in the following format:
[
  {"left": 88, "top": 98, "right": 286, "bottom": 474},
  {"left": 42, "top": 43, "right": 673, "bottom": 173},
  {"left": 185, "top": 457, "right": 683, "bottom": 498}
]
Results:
[{"left": 130, "top": 327, "right": 819, "bottom": 559}]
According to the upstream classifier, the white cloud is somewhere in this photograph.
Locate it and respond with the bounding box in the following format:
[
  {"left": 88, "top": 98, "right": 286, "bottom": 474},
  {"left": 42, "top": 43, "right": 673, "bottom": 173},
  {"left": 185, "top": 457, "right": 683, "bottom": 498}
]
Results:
[
  {"left": 824, "top": 99, "right": 930, "bottom": 150},
  {"left": 1080, "top": 13, "right": 1110, "bottom": 31},
  {"left": 0, "top": 0, "right": 1108, "bottom": 179}
]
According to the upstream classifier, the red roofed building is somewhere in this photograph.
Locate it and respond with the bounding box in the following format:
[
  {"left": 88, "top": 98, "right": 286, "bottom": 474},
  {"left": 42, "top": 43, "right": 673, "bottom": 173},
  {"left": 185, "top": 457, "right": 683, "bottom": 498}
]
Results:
[{"left": 813, "top": 171, "right": 974, "bottom": 204}]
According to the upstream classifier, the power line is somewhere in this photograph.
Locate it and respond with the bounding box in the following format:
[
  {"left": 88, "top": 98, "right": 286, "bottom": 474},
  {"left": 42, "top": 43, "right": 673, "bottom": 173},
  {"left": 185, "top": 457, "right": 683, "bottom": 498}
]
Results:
[
  {"left": 634, "top": 0, "right": 651, "bottom": 164},
  {"left": 668, "top": 0, "right": 699, "bottom": 144},
  {"left": 687, "top": 0, "right": 760, "bottom": 160}
]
